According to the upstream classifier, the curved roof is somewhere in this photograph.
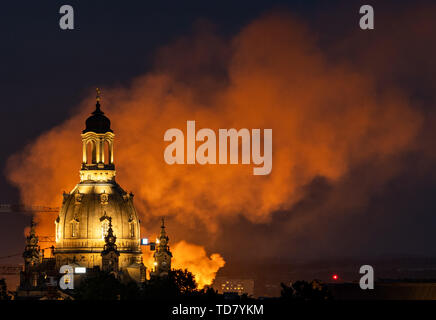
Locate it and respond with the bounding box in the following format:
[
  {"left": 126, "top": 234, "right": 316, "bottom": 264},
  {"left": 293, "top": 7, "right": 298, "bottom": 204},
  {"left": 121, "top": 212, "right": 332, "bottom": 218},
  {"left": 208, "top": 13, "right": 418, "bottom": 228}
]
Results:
[
  {"left": 83, "top": 102, "right": 113, "bottom": 134},
  {"left": 56, "top": 181, "right": 140, "bottom": 254}
]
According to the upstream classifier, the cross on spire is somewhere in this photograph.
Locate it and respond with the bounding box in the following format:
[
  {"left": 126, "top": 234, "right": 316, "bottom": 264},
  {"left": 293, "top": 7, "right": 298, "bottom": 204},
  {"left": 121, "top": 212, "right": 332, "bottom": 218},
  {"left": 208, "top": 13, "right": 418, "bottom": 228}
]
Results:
[
  {"left": 96, "top": 87, "right": 101, "bottom": 102},
  {"left": 30, "top": 215, "right": 36, "bottom": 237},
  {"left": 160, "top": 217, "right": 167, "bottom": 238},
  {"left": 94, "top": 87, "right": 103, "bottom": 114}
]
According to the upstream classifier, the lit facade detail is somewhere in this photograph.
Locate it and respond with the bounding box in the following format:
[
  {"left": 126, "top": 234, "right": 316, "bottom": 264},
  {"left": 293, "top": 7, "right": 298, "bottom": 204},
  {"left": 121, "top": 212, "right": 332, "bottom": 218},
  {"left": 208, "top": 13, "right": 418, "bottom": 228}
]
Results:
[
  {"left": 101, "top": 219, "right": 109, "bottom": 239},
  {"left": 53, "top": 89, "right": 145, "bottom": 282},
  {"left": 151, "top": 218, "right": 172, "bottom": 277},
  {"left": 213, "top": 277, "right": 255, "bottom": 296}
]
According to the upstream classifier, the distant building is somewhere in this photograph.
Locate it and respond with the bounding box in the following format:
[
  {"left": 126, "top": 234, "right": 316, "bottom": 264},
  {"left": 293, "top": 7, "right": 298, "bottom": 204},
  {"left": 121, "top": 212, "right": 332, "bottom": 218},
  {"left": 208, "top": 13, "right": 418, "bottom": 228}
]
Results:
[
  {"left": 16, "top": 218, "right": 64, "bottom": 300},
  {"left": 213, "top": 277, "right": 255, "bottom": 296}
]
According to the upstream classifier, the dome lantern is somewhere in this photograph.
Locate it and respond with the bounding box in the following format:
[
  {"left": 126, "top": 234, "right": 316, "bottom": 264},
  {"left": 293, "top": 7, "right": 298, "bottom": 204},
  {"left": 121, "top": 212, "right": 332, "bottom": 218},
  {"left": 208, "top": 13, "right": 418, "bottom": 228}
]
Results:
[{"left": 80, "top": 88, "right": 116, "bottom": 182}]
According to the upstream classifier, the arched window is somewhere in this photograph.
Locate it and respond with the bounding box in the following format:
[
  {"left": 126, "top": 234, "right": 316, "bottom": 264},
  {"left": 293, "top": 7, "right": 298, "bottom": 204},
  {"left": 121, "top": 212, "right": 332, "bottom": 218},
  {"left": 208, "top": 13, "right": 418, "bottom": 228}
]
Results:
[
  {"left": 129, "top": 222, "right": 135, "bottom": 238},
  {"left": 55, "top": 220, "right": 60, "bottom": 241},
  {"left": 71, "top": 220, "right": 79, "bottom": 238},
  {"left": 104, "top": 141, "right": 110, "bottom": 164},
  {"left": 86, "top": 141, "right": 96, "bottom": 164},
  {"left": 101, "top": 220, "right": 109, "bottom": 239}
]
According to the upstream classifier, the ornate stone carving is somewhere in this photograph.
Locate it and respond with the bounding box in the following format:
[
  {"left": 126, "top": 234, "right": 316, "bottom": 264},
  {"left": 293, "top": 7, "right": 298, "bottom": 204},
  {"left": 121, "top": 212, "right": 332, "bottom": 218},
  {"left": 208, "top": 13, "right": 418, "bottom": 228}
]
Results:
[
  {"left": 75, "top": 193, "right": 83, "bottom": 204},
  {"left": 100, "top": 193, "right": 109, "bottom": 205},
  {"left": 100, "top": 211, "right": 110, "bottom": 222}
]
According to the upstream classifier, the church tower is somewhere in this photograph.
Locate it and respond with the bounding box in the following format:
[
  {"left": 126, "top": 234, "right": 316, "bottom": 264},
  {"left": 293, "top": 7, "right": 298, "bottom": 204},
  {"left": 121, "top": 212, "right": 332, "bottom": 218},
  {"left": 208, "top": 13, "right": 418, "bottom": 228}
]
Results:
[
  {"left": 54, "top": 89, "right": 145, "bottom": 282},
  {"left": 101, "top": 217, "right": 120, "bottom": 273},
  {"left": 23, "top": 217, "right": 42, "bottom": 268},
  {"left": 19, "top": 217, "right": 43, "bottom": 289},
  {"left": 151, "top": 218, "right": 172, "bottom": 277}
]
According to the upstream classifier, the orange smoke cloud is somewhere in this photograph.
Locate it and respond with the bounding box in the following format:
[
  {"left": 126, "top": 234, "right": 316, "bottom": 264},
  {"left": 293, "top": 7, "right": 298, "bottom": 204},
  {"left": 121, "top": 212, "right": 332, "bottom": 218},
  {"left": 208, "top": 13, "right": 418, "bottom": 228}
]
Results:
[
  {"left": 171, "top": 241, "right": 225, "bottom": 288},
  {"left": 6, "top": 13, "right": 422, "bottom": 255},
  {"left": 142, "top": 240, "right": 225, "bottom": 289}
]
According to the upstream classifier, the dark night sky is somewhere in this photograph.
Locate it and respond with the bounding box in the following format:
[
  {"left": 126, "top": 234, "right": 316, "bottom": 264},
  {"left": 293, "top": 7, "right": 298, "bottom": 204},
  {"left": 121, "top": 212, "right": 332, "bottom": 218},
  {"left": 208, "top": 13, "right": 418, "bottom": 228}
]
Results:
[{"left": 1, "top": 0, "right": 436, "bottom": 269}]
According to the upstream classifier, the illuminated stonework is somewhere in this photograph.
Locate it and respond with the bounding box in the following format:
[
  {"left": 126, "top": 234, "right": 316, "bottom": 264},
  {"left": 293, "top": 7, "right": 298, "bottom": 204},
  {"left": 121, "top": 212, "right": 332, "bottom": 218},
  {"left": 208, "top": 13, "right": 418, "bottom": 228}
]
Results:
[
  {"left": 151, "top": 218, "right": 172, "bottom": 277},
  {"left": 79, "top": 169, "right": 116, "bottom": 182},
  {"left": 80, "top": 130, "right": 116, "bottom": 182},
  {"left": 54, "top": 91, "right": 145, "bottom": 282}
]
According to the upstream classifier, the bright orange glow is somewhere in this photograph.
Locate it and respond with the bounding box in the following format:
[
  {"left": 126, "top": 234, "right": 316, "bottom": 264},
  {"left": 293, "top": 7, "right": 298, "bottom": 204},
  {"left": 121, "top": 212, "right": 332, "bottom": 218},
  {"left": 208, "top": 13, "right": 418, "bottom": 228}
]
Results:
[
  {"left": 171, "top": 241, "right": 225, "bottom": 289},
  {"left": 141, "top": 240, "right": 225, "bottom": 289},
  {"left": 6, "top": 12, "right": 423, "bottom": 281}
]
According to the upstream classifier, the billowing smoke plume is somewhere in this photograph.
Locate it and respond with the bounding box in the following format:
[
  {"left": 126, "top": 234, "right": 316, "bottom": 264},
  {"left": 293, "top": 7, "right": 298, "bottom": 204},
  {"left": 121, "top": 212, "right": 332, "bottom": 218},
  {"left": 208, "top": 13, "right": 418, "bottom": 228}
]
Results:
[
  {"left": 142, "top": 241, "right": 225, "bottom": 289},
  {"left": 172, "top": 241, "right": 225, "bottom": 288},
  {"left": 6, "top": 11, "right": 425, "bottom": 263}
]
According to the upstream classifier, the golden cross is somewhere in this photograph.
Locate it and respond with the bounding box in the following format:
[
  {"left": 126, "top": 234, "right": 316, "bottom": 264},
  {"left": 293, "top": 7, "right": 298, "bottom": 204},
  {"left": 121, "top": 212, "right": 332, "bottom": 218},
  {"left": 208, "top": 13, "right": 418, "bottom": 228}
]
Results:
[{"left": 96, "top": 88, "right": 101, "bottom": 102}]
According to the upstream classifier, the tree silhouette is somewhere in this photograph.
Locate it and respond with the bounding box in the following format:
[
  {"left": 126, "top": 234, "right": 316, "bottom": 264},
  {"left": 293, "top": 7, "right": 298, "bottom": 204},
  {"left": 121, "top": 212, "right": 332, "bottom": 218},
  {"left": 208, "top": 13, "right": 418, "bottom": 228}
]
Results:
[
  {"left": 142, "top": 268, "right": 198, "bottom": 299},
  {"left": 74, "top": 271, "right": 137, "bottom": 300},
  {"left": 280, "top": 280, "right": 331, "bottom": 301},
  {"left": 0, "top": 278, "right": 11, "bottom": 300},
  {"left": 72, "top": 268, "right": 220, "bottom": 301},
  {"left": 169, "top": 269, "right": 197, "bottom": 295}
]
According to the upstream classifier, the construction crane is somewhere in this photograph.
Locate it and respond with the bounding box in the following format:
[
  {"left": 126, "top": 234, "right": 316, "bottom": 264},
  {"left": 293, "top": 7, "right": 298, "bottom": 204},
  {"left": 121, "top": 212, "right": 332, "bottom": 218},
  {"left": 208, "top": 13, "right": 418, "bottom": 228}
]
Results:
[
  {"left": 0, "top": 203, "right": 58, "bottom": 241},
  {"left": 0, "top": 264, "right": 23, "bottom": 275},
  {"left": 0, "top": 204, "right": 57, "bottom": 274},
  {"left": 0, "top": 204, "right": 57, "bottom": 244},
  {"left": 0, "top": 204, "right": 59, "bottom": 214},
  {"left": 0, "top": 245, "right": 56, "bottom": 275},
  {"left": 0, "top": 204, "right": 57, "bottom": 242}
]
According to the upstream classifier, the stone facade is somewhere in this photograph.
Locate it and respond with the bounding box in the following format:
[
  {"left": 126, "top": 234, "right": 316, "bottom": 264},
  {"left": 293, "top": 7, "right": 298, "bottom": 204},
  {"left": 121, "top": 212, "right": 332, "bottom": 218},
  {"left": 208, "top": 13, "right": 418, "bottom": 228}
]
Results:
[
  {"left": 52, "top": 92, "right": 146, "bottom": 282},
  {"left": 17, "top": 91, "right": 147, "bottom": 299}
]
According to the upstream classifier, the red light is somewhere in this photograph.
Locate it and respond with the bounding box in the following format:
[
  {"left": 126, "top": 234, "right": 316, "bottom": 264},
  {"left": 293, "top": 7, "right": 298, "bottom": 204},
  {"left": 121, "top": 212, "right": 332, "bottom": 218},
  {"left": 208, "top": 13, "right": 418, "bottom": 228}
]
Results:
[{"left": 332, "top": 274, "right": 339, "bottom": 280}]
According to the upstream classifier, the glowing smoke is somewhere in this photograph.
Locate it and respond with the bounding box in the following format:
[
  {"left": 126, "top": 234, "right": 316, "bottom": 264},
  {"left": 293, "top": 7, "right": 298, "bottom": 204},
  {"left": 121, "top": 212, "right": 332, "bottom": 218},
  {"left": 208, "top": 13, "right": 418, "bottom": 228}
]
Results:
[
  {"left": 142, "top": 240, "right": 225, "bottom": 289},
  {"left": 6, "top": 12, "right": 423, "bottom": 264},
  {"left": 172, "top": 241, "right": 225, "bottom": 288}
]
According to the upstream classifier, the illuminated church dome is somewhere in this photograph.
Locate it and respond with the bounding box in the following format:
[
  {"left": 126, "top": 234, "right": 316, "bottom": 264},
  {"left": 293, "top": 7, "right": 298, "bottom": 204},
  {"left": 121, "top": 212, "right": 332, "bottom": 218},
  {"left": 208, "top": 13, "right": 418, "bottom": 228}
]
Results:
[{"left": 54, "top": 89, "right": 145, "bottom": 281}]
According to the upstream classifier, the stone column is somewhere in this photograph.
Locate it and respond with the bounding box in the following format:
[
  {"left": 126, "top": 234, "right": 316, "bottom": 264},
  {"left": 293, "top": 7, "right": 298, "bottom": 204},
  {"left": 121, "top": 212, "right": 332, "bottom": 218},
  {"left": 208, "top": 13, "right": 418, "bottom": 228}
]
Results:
[
  {"left": 96, "top": 138, "right": 101, "bottom": 163},
  {"left": 82, "top": 140, "right": 87, "bottom": 164}
]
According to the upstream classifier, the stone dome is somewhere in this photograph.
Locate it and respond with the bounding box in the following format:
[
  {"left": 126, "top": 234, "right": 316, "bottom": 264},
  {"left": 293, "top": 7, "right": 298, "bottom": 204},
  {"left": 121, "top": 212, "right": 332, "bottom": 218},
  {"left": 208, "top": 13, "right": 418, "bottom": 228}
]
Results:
[
  {"left": 54, "top": 180, "right": 142, "bottom": 270},
  {"left": 54, "top": 92, "right": 145, "bottom": 283}
]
